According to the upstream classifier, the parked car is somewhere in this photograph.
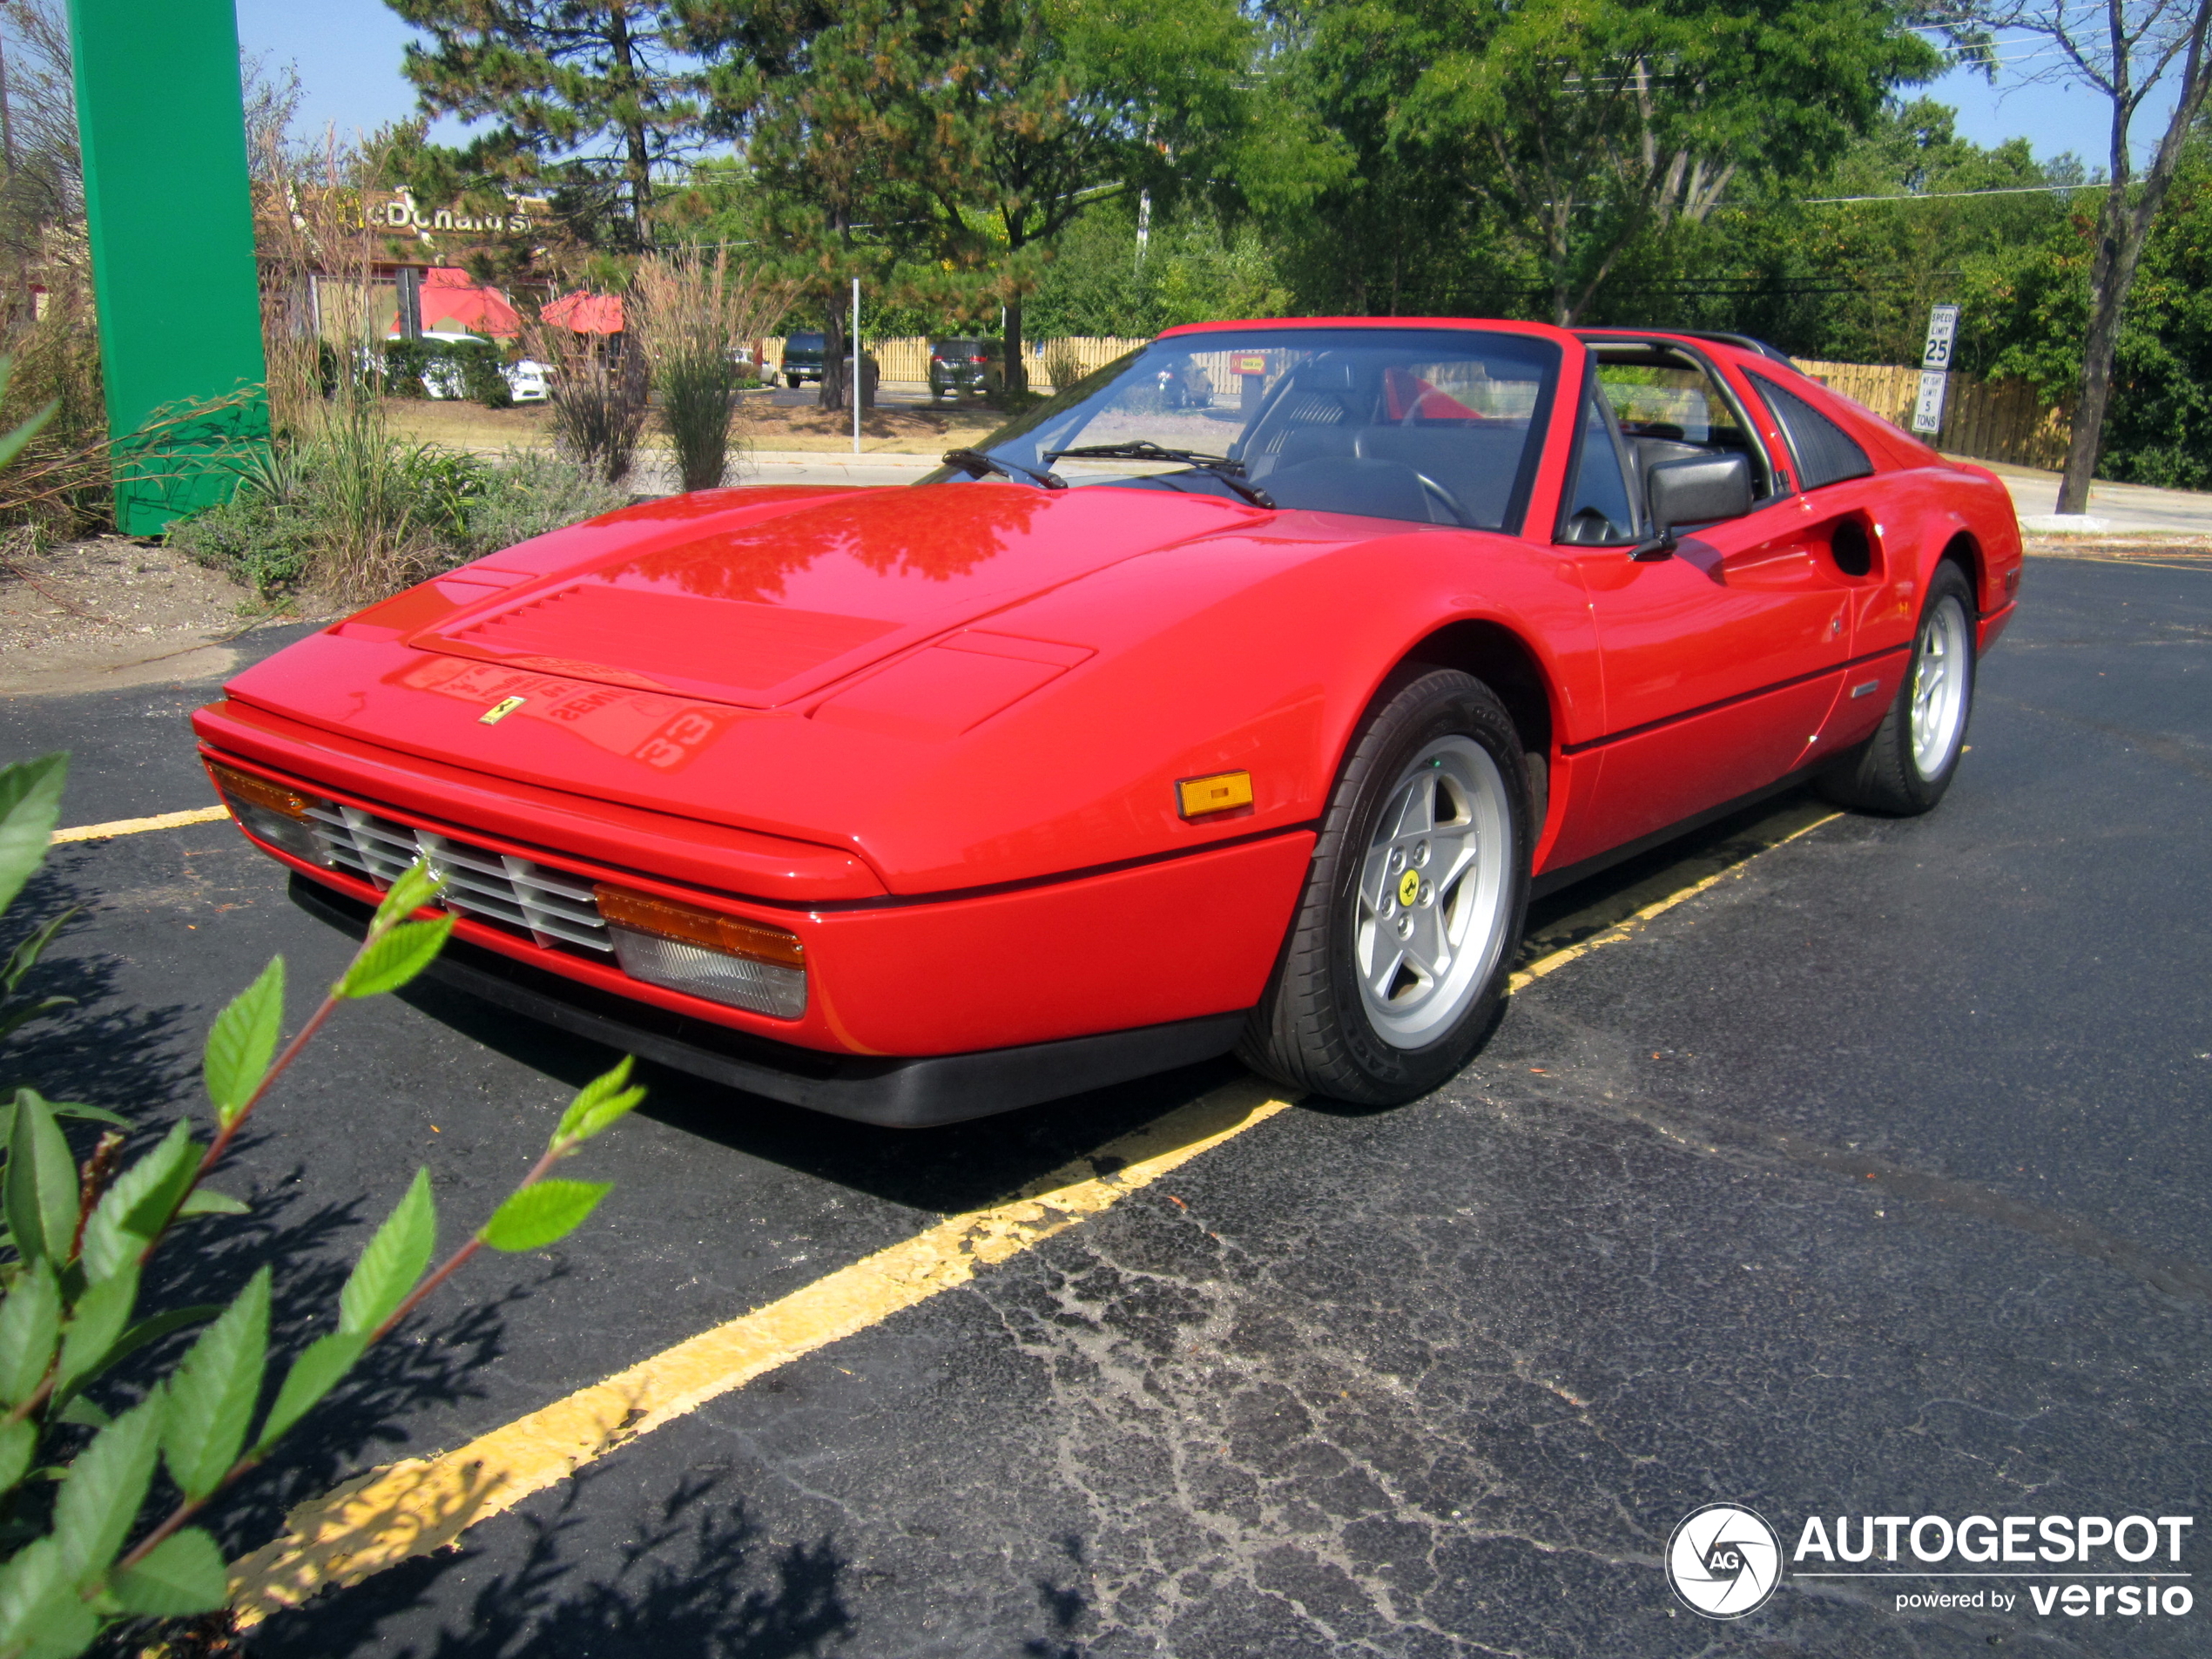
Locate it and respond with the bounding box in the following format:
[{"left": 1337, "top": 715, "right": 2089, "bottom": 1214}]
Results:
[
  {"left": 929, "top": 338, "right": 998, "bottom": 401},
  {"left": 409, "top": 331, "right": 550, "bottom": 403},
  {"left": 195, "top": 319, "right": 2021, "bottom": 1127},
  {"left": 1150, "top": 359, "right": 1212, "bottom": 409},
  {"left": 782, "top": 332, "right": 826, "bottom": 388}
]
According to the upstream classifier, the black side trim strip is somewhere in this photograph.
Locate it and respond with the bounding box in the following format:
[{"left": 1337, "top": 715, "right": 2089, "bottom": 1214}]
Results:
[
  {"left": 291, "top": 875, "right": 1250, "bottom": 1128},
  {"left": 1560, "top": 643, "right": 1909, "bottom": 757},
  {"left": 1530, "top": 762, "right": 1831, "bottom": 900}
]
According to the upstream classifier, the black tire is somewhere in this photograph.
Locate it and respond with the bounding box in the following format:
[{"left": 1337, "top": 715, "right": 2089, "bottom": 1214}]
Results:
[
  {"left": 786, "top": 374, "right": 801, "bottom": 389},
  {"left": 1817, "top": 561, "right": 1978, "bottom": 815},
  {"left": 1240, "top": 667, "right": 1531, "bottom": 1105}
]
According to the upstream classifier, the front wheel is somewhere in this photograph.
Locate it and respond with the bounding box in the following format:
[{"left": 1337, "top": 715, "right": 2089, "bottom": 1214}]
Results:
[
  {"left": 1240, "top": 668, "right": 1530, "bottom": 1105},
  {"left": 1817, "top": 561, "right": 1977, "bottom": 814}
]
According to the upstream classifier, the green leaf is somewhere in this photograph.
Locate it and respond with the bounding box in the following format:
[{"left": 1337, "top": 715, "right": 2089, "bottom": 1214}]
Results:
[
  {"left": 0, "top": 1536, "right": 97, "bottom": 1658},
  {"left": 48, "top": 1103, "right": 128, "bottom": 1129},
  {"left": 78, "top": 1120, "right": 198, "bottom": 1283},
  {"left": 203, "top": 955, "right": 286, "bottom": 1126},
  {"left": 2, "top": 907, "right": 73, "bottom": 996},
  {"left": 553, "top": 1056, "right": 644, "bottom": 1148},
  {"left": 85, "top": 1303, "right": 221, "bottom": 1388},
  {"left": 253, "top": 1330, "right": 366, "bottom": 1452},
  {"left": 0, "top": 1418, "right": 34, "bottom": 1493},
  {"left": 53, "top": 1265, "right": 138, "bottom": 1402},
  {"left": 372, "top": 859, "right": 442, "bottom": 930},
  {"left": 0, "top": 996, "right": 72, "bottom": 1042},
  {"left": 0, "top": 1258, "right": 60, "bottom": 1407},
  {"left": 0, "top": 396, "right": 57, "bottom": 478},
  {"left": 51, "top": 1396, "right": 162, "bottom": 1586},
  {"left": 4, "top": 1089, "right": 78, "bottom": 1266},
  {"left": 480, "top": 1179, "right": 612, "bottom": 1253},
  {"left": 163, "top": 1268, "right": 267, "bottom": 1501},
  {"left": 109, "top": 1526, "right": 227, "bottom": 1617},
  {"left": 177, "top": 1189, "right": 249, "bottom": 1217},
  {"left": 52, "top": 1397, "right": 108, "bottom": 1430},
  {"left": 0, "top": 752, "right": 67, "bottom": 919},
  {"left": 338, "top": 1168, "right": 436, "bottom": 1337},
  {"left": 338, "top": 914, "right": 454, "bottom": 1000}
]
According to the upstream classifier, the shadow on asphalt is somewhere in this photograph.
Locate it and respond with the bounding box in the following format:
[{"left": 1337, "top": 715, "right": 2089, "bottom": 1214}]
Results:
[
  {"left": 395, "top": 969, "right": 1249, "bottom": 1216},
  {"left": 256, "top": 1467, "right": 854, "bottom": 1659},
  {"left": 368, "top": 786, "right": 1842, "bottom": 1212}
]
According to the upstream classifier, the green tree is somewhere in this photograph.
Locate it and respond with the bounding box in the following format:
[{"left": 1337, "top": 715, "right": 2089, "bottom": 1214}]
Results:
[
  {"left": 1935, "top": 0, "right": 2212, "bottom": 509},
  {"left": 693, "top": 0, "right": 1262, "bottom": 395},
  {"left": 1286, "top": 0, "right": 1941, "bottom": 324},
  {"left": 385, "top": 0, "right": 703, "bottom": 248}
]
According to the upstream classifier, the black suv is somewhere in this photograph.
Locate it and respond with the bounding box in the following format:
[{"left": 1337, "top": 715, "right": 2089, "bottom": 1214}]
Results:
[
  {"left": 782, "top": 332, "right": 826, "bottom": 388},
  {"left": 929, "top": 339, "right": 998, "bottom": 401}
]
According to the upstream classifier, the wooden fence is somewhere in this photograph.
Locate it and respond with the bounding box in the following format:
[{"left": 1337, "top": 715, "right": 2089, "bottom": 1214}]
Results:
[{"left": 1791, "top": 359, "right": 2069, "bottom": 470}]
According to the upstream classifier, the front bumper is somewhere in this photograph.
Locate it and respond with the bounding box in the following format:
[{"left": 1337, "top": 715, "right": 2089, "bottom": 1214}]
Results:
[
  {"left": 292, "top": 877, "right": 1247, "bottom": 1126},
  {"left": 198, "top": 732, "right": 1311, "bottom": 1084}
]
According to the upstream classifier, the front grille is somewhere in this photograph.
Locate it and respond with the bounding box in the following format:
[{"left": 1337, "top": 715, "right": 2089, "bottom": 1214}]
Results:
[{"left": 303, "top": 802, "right": 612, "bottom": 955}]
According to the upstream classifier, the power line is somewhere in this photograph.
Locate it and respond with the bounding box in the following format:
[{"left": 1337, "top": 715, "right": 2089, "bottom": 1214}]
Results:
[{"left": 1798, "top": 181, "right": 2101, "bottom": 202}]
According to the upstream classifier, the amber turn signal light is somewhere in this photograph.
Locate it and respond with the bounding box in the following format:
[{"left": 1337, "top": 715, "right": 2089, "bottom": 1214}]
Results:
[
  {"left": 206, "top": 761, "right": 313, "bottom": 820},
  {"left": 1177, "top": 770, "right": 1254, "bottom": 820},
  {"left": 593, "top": 887, "right": 805, "bottom": 968}
]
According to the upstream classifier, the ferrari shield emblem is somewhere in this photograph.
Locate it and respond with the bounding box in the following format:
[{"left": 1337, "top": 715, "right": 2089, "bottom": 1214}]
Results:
[
  {"left": 480, "top": 696, "right": 527, "bottom": 725},
  {"left": 1398, "top": 868, "right": 1422, "bottom": 907}
]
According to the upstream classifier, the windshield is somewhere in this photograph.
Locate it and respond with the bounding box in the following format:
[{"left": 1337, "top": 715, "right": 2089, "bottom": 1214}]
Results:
[{"left": 922, "top": 327, "right": 1561, "bottom": 531}]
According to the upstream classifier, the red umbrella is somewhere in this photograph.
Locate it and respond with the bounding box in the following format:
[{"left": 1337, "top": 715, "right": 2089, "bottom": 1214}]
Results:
[
  {"left": 389, "top": 268, "right": 523, "bottom": 338},
  {"left": 541, "top": 289, "right": 626, "bottom": 334}
]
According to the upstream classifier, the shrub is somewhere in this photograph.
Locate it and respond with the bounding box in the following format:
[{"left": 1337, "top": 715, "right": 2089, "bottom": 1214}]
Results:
[
  {"left": 168, "top": 442, "right": 620, "bottom": 598},
  {"left": 531, "top": 328, "right": 648, "bottom": 488},
  {"left": 632, "top": 250, "right": 795, "bottom": 492},
  {"left": 377, "top": 340, "right": 430, "bottom": 401},
  {"left": 0, "top": 752, "right": 641, "bottom": 1656},
  {"left": 458, "top": 448, "right": 628, "bottom": 558},
  {"left": 1040, "top": 347, "right": 1086, "bottom": 396}
]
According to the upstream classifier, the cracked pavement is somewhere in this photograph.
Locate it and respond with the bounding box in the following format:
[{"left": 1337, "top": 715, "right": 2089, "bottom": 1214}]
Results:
[{"left": 2, "top": 552, "right": 2205, "bottom": 1656}]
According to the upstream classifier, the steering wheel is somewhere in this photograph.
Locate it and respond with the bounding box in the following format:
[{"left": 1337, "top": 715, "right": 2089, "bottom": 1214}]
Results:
[{"left": 1415, "top": 471, "right": 1473, "bottom": 527}]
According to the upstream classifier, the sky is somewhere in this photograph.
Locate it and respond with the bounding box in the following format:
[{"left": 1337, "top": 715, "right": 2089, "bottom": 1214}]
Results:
[{"left": 235, "top": 0, "right": 2135, "bottom": 173}]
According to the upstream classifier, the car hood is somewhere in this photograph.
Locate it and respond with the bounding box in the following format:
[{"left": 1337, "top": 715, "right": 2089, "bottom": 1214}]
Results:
[
  {"left": 382, "top": 482, "right": 1248, "bottom": 708},
  {"left": 213, "top": 483, "right": 1282, "bottom": 848}
]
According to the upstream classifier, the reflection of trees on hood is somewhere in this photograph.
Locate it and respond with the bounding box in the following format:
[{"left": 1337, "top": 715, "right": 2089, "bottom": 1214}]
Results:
[{"left": 610, "top": 487, "right": 1054, "bottom": 603}]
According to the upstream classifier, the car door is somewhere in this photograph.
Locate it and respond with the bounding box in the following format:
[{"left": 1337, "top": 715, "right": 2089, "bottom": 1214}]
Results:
[{"left": 1548, "top": 349, "right": 1853, "bottom": 863}]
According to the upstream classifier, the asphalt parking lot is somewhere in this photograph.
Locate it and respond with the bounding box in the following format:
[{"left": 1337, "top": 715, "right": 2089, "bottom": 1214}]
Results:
[{"left": 2, "top": 547, "right": 2206, "bottom": 1656}]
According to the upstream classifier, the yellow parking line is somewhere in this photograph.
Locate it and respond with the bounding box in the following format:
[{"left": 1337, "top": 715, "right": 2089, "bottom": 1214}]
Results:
[
  {"left": 229, "top": 1078, "right": 1294, "bottom": 1624},
  {"left": 225, "top": 799, "right": 1846, "bottom": 1623},
  {"left": 50, "top": 804, "right": 227, "bottom": 843},
  {"left": 1508, "top": 811, "right": 1841, "bottom": 992}
]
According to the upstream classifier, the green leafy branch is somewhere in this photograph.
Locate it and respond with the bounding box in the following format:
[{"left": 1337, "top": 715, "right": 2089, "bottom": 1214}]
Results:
[{"left": 0, "top": 753, "right": 644, "bottom": 1656}]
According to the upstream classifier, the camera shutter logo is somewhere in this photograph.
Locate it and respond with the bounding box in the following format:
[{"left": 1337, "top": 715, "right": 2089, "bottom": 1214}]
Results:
[{"left": 1667, "top": 1503, "right": 1783, "bottom": 1618}]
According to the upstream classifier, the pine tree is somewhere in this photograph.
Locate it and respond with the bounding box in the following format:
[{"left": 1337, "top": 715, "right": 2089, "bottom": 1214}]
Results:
[{"left": 386, "top": 0, "right": 701, "bottom": 249}]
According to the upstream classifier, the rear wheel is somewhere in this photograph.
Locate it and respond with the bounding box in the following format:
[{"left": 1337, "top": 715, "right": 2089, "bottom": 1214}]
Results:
[
  {"left": 1241, "top": 668, "right": 1530, "bottom": 1105},
  {"left": 786, "top": 374, "right": 801, "bottom": 389},
  {"left": 1817, "top": 561, "right": 1977, "bottom": 814}
]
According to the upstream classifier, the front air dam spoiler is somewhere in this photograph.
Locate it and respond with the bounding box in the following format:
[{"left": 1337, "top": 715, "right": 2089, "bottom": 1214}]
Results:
[{"left": 292, "top": 876, "right": 1250, "bottom": 1128}]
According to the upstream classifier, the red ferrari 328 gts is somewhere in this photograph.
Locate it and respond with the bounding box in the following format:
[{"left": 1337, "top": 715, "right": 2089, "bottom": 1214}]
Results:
[{"left": 193, "top": 320, "right": 2022, "bottom": 1124}]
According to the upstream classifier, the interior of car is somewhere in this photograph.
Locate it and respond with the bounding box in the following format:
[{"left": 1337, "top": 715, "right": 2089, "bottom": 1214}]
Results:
[
  {"left": 1555, "top": 341, "right": 1779, "bottom": 545},
  {"left": 1237, "top": 356, "right": 1541, "bottom": 530}
]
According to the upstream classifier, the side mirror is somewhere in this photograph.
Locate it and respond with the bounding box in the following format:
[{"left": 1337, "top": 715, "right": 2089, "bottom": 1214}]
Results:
[{"left": 1631, "top": 453, "right": 1754, "bottom": 561}]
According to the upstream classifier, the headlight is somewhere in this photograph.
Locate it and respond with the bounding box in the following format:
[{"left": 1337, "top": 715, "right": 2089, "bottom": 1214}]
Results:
[
  {"left": 595, "top": 887, "right": 806, "bottom": 1019},
  {"left": 206, "top": 761, "right": 327, "bottom": 865}
]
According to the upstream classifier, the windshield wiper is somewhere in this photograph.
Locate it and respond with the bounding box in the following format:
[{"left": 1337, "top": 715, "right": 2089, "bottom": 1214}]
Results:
[
  {"left": 1044, "top": 441, "right": 1277, "bottom": 509},
  {"left": 942, "top": 448, "right": 1065, "bottom": 490}
]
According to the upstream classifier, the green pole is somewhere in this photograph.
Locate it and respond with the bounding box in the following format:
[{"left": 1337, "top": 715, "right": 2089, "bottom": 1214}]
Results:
[{"left": 68, "top": 0, "right": 267, "bottom": 536}]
